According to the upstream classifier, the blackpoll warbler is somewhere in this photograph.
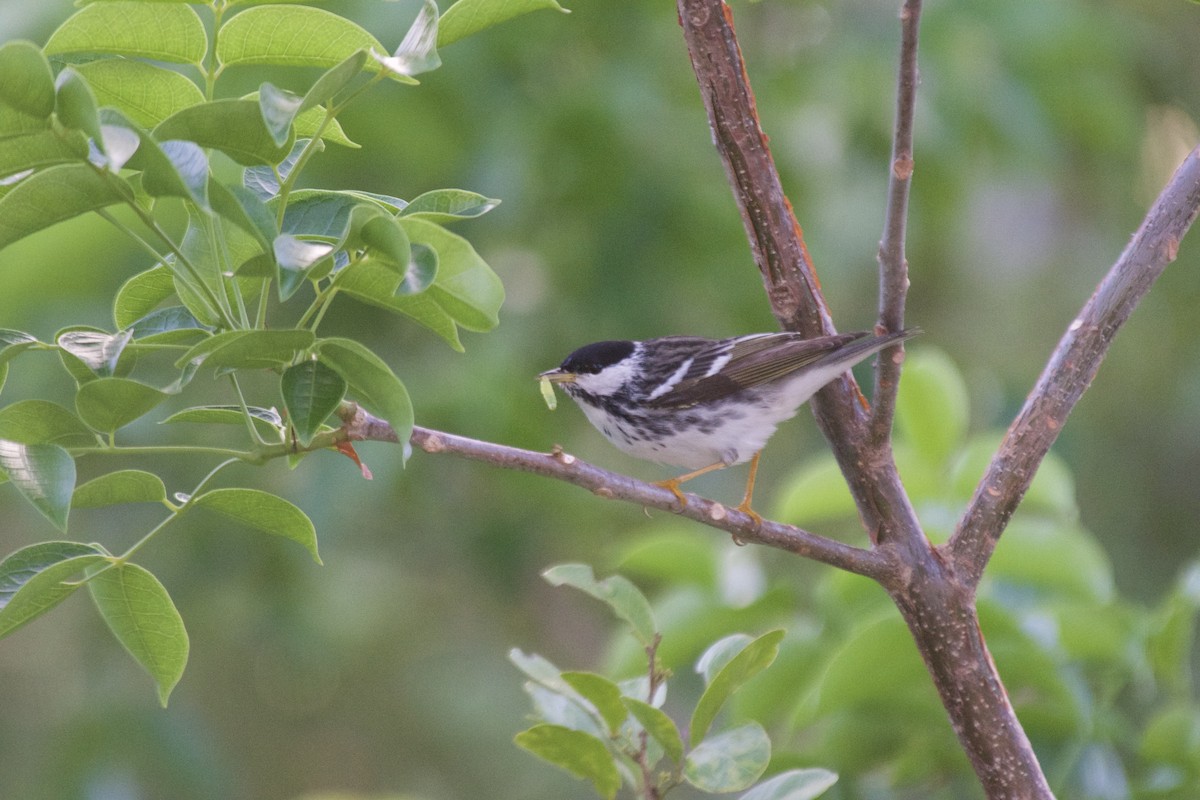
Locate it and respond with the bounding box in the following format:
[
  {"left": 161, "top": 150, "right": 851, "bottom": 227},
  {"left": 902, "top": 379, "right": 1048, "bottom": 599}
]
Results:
[{"left": 540, "top": 329, "right": 918, "bottom": 521}]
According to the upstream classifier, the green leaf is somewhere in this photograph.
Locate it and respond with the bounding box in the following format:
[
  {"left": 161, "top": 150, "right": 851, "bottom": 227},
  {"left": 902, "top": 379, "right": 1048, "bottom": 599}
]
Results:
[
  {"left": 192, "top": 487, "right": 321, "bottom": 564},
  {"left": 399, "top": 243, "right": 438, "bottom": 295},
  {"left": 54, "top": 68, "right": 103, "bottom": 147},
  {"left": 0, "top": 400, "right": 95, "bottom": 446},
  {"left": 216, "top": 6, "right": 402, "bottom": 80},
  {"left": 0, "top": 441, "right": 76, "bottom": 531},
  {"left": 401, "top": 188, "right": 500, "bottom": 223},
  {"left": 72, "top": 470, "right": 167, "bottom": 509},
  {"left": 0, "top": 103, "right": 49, "bottom": 140},
  {"left": 337, "top": 262, "right": 463, "bottom": 350},
  {"left": 561, "top": 671, "right": 627, "bottom": 735},
  {"left": 0, "top": 41, "right": 55, "bottom": 119},
  {"left": 155, "top": 99, "right": 292, "bottom": 167},
  {"left": 0, "top": 329, "right": 41, "bottom": 366},
  {"left": 73, "top": 59, "right": 204, "bottom": 129},
  {"left": 257, "top": 82, "right": 303, "bottom": 147},
  {"left": 317, "top": 337, "right": 413, "bottom": 446},
  {"left": 88, "top": 562, "right": 189, "bottom": 706},
  {"left": 57, "top": 329, "right": 132, "bottom": 377},
  {"left": 45, "top": 1, "right": 208, "bottom": 64},
  {"left": 623, "top": 697, "right": 683, "bottom": 764},
  {"left": 738, "top": 768, "right": 838, "bottom": 800},
  {"left": 773, "top": 454, "right": 855, "bottom": 526},
  {"left": 299, "top": 49, "right": 369, "bottom": 113},
  {"left": 113, "top": 265, "right": 175, "bottom": 330},
  {"left": 75, "top": 378, "right": 169, "bottom": 433},
  {"left": 160, "top": 405, "right": 283, "bottom": 439},
  {"left": 439, "top": 0, "right": 570, "bottom": 48},
  {"left": 542, "top": 563, "right": 656, "bottom": 647},
  {"left": 360, "top": 213, "right": 411, "bottom": 273},
  {"left": 145, "top": 139, "right": 210, "bottom": 208},
  {"left": 684, "top": 722, "right": 771, "bottom": 793},
  {"left": 987, "top": 517, "right": 1114, "bottom": 603},
  {"left": 280, "top": 360, "right": 346, "bottom": 446},
  {"left": 0, "top": 541, "right": 108, "bottom": 638},
  {"left": 0, "top": 163, "right": 132, "bottom": 252},
  {"left": 1148, "top": 562, "right": 1200, "bottom": 696},
  {"left": 895, "top": 347, "right": 969, "bottom": 467},
  {"left": 177, "top": 329, "right": 314, "bottom": 371},
  {"left": 127, "top": 306, "right": 209, "bottom": 342},
  {"left": 274, "top": 233, "right": 334, "bottom": 270},
  {"left": 513, "top": 724, "right": 619, "bottom": 800},
  {"left": 373, "top": 0, "right": 441, "bottom": 78},
  {"left": 208, "top": 181, "right": 277, "bottom": 249},
  {"left": 0, "top": 130, "right": 88, "bottom": 181},
  {"left": 401, "top": 217, "right": 504, "bottom": 331},
  {"left": 690, "top": 630, "right": 785, "bottom": 747}
]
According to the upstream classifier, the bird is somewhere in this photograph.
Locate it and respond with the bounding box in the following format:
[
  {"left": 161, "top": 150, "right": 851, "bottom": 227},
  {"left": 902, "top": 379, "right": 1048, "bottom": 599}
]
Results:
[{"left": 539, "top": 328, "right": 919, "bottom": 522}]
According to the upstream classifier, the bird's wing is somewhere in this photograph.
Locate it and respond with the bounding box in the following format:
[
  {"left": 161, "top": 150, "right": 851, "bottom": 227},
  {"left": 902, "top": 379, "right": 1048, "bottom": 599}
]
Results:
[{"left": 646, "top": 331, "right": 863, "bottom": 408}]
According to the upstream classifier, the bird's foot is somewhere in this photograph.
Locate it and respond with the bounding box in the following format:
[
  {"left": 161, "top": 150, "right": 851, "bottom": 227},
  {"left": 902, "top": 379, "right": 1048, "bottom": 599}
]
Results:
[{"left": 653, "top": 478, "right": 688, "bottom": 509}]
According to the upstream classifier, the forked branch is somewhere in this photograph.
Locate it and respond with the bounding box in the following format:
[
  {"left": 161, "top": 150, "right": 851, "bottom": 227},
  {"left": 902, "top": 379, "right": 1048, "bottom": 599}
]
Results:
[{"left": 947, "top": 145, "right": 1200, "bottom": 587}]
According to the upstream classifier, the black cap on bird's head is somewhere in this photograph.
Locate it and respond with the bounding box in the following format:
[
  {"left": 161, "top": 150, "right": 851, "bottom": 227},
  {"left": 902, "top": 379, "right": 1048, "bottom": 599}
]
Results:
[{"left": 540, "top": 340, "right": 636, "bottom": 383}]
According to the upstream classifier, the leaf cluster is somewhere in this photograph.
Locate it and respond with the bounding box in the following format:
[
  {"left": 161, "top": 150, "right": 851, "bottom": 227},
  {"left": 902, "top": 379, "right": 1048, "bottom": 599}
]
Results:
[
  {"left": 514, "top": 563, "right": 838, "bottom": 800},
  {"left": 0, "top": 0, "right": 564, "bottom": 703}
]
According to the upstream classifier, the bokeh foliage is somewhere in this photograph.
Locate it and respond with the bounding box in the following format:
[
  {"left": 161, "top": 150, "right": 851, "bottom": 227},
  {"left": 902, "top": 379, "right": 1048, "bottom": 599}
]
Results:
[{"left": 1, "top": 0, "right": 1199, "bottom": 799}]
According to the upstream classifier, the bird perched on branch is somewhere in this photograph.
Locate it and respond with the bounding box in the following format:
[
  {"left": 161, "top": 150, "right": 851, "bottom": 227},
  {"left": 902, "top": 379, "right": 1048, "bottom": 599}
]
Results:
[{"left": 539, "top": 328, "right": 918, "bottom": 522}]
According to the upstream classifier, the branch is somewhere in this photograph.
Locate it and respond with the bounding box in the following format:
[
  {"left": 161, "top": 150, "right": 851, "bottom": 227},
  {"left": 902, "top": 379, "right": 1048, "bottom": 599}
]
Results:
[
  {"left": 675, "top": 0, "right": 832, "bottom": 338},
  {"left": 336, "top": 404, "right": 890, "bottom": 580},
  {"left": 948, "top": 145, "right": 1200, "bottom": 587},
  {"left": 870, "top": 0, "right": 922, "bottom": 443}
]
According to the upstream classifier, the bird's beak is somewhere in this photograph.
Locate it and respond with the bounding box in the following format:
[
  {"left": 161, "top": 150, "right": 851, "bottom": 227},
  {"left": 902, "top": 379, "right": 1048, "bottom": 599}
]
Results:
[{"left": 538, "top": 369, "right": 576, "bottom": 384}]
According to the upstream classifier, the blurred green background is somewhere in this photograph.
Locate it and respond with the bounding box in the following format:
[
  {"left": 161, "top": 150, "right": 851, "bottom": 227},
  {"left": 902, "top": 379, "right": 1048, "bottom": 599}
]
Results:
[{"left": 2, "top": 0, "right": 1200, "bottom": 798}]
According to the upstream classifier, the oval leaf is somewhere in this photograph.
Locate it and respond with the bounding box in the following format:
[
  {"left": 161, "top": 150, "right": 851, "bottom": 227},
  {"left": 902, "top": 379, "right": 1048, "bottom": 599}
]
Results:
[
  {"left": 400, "top": 217, "right": 504, "bottom": 331},
  {"left": 400, "top": 188, "right": 500, "bottom": 223},
  {"left": 0, "top": 440, "right": 75, "bottom": 531},
  {"left": 738, "top": 768, "right": 839, "bottom": 800},
  {"left": 72, "top": 470, "right": 167, "bottom": 509},
  {"left": 216, "top": 6, "right": 389, "bottom": 73},
  {"left": 0, "top": 329, "right": 40, "bottom": 366},
  {"left": 0, "top": 163, "right": 132, "bottom": 251},
  {"left": 438, "top": 0, "right": 570, "bottom": 48},
  {"left": 57, "top": 329, "right": 132, "bottom": 378},
  {"left": 0, "top": 400, "right": 95, "bottom": 446},
  {"left": 299, "top": 49, "right": 369, "bottom": 113},
  {"left": 113, "top": 265, "right": 176, "bottom": 330},
  {"left": 684, "top": 722, "right": 771, "bottom": 793},
  {"left": 74, "top": 59, "right": 204, "bottom": 129},
  {"left": 561, "top": 671, "right": 627, "bottom": 735},
  {"left": 75, "top": 378, "right": 169, "bottom": 433},
  {"left": 895, "top": 347, "right": 969, "bottom": 467},
  {"left": 177, "top": 329, "right": 314, "bottom": 371},
  {"left": 317, "top": 337, "right": 413, "bottom": 447},
  {"left": 45, "top": 1, "right": 208, "bottom": 64},
  {"left": 377, "top": 0, "right": 440, "bottom": 77},
  {"left": 542, "top": 563, "right": 656, "bottom": 647},
  {"left": 514, "top": 724, "right": 619, "bottom": 800},
  {"left": 54, "top": 68, "right": 103, "bottom": 147},
  {"left": 280, "top": 359, "right": 346, "bottom": 446},
  {"left": 154, "top": 99, "right": 292, "bottom": 167},
  {"left": 690, "top": 630, "right": 785, "bottom": 747},
  {"left": 623, "top": 697, "right": 684, "bottom": 764},
  {"left": 0, "top": 541, "right": 108, "bottom": 638},
  {"left": 0, "top": 40, "right": 55, "bottom": 119},
  {"left": 192, "top": 487, "right": 320, "bottom": 564},
  {"left": 88, "top": 563, "right": 189, "bottom": 706}
]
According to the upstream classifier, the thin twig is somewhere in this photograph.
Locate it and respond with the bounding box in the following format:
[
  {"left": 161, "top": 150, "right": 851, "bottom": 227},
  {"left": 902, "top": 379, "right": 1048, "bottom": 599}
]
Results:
[
  {"left": 336, "top": 404, "right": 890, "bottom": 579},
  {"left": 870, "top": 0, "right": 922, "bottom": 444},
  {"left": 947, "top": 145, "right": 1200, "bottom": 588}
]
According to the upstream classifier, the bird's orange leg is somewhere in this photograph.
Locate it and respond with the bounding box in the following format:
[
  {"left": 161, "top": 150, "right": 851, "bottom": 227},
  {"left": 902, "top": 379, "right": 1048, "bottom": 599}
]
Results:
[
  {"left": 734, "top": 451, "right": 764, "bottom": 527},
  {"left": 654, "top": 461, "right": 729, "bottom": 507}
]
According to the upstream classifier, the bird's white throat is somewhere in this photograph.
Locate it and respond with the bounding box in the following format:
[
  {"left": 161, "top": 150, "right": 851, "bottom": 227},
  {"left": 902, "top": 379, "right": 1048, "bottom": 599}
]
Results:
[{"left": 571, "top": 345, "right": 642, "bottom": 396}]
